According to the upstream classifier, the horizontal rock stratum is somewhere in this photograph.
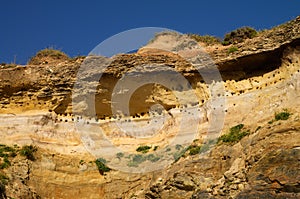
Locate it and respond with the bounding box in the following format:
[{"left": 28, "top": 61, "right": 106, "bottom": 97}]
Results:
[{"left": 0, "top": 17, "right": 300, "bottom": 199}]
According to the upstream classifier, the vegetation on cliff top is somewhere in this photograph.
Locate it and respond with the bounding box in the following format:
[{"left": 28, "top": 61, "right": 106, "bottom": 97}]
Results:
[
  {"left": 188, "top": 34, "right": 222, "bottom": 45},
  {"left": 222, "top": 26, "right": 258, "bottom": 45},
  {"left": 188, "top": 26, "right": 258, "bottom": 46},
  {"left": 28, "top": 48, "right": 69, "bottom": 65}
]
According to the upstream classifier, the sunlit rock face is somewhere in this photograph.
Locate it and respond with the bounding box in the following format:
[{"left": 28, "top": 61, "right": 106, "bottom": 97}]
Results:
[{"left": 0, "top": 16, "right": 299, "bottom": 199}]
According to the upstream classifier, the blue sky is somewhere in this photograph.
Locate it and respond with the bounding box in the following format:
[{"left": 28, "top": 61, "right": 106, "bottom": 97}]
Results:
[{"left": 1, "top": 0, "right": 299, "bottom": 64}]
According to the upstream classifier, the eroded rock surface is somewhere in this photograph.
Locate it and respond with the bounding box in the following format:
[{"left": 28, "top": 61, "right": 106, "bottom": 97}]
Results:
[{"left": 0, "top": 16, "right": 299, "bottom": 199}]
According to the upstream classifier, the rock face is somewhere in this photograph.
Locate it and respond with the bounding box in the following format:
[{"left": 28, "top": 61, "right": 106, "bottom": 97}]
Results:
[
  {"left": 0, "top": 16, "right": 299, "bottom": 198},
  {"left": 163, "top": 119, "right": 300, "bottom": 199}
]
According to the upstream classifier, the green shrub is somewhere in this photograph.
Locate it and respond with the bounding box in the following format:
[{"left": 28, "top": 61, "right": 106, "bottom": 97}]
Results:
[
  {"left": 127, "top": 153, "right": 160, "bottom": 167},
  {"left": 95, "top": 158, "right": 111, "bottom": 174},
  {"left": 19, "top": 145, "right": 37, "bottom": 161},
  {"left": 127, "top": 154, "right": 146, "bottom": 167},
  {"left": 223, "top": 26, "right": 257, "bottom": 45},
  {"left": 218, "top": 124, "right": 249, "bottom": 144},
  {"left": 275, "top": 111, "right": 290, "bottom": 121},
  {"left": 132, "top": 154, "right": 145, "bottom": 164},
  {"left": 173, "top": 143, "right": 210, "bottom": 162},
  {"left": 188, "top": 34, "right": 221, "bottom": 45},
  {"left": 269, "top": 110, "right": 291, "bottom": 124},
  {"left": 0, "top": 144, "right": 18, "bottom": 169},
  {"left": 228, "top": 46, "right": 239, "bottom": 54},
  {"left": 230, "top": 124, "right": 244, "bottom": 132},
  {"left": 153, "top": 146, "right": 159, "bottom": 151},
  {"left": 146, "top": 154, "right": 160, "bottom": 162},
  {"left": 188, "top": 145, "right": 202, "bottom": 155},
  {"left": 136, "top": 145, "right": 151, "bottom": 153},
  {"left": 0, "top": 145, "right": 16, "bottom": 158}
]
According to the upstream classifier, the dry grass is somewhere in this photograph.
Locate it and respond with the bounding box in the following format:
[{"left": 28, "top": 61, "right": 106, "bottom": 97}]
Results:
[
  {"left": 188, "top": 34, "right": 222, "bottom": 46},
  {"left": 28, "top": 48, "right": 69, "bottom": 65}
]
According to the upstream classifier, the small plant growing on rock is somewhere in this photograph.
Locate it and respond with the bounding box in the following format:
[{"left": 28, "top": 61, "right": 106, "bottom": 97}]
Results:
[
  {"left": 0, "top": 145, "right": 19, "bottom": 170},
  {"left": 95, "top": 158, "right": 111, "bottom": 175},
  {"left": 19, "top": 145, "right": 37, "bottom": 161},
  {"left": 275, "top": 110, "right": 290, "bottom": 121},
  {"left": 136, "top": 145, "right": 151, "bottom": 153},
  {"left": 185, "top": 142, "right": 212, "bottom": 156},
  {"left": 0, "top": 144, "right": 38, "bottom": 170},
  {"left": 227, "top": 46, "right": 239, "bottom": 54},
  {"left": 127, "top": 153, "right": 160, "bottom": 167},
  {"left": 146, "top": 154, "right": 160, "bottom": 162},
  {"left": 188, "top": 145, "right": 202, "bottom": 155},
  {"left": 218, "top": 124, "right": 249, "bottom": 144},
  {"left": 0, "top": 145, "right": 17, "bottom": 158},
  {"left": 127, "top": 154, "right": 146, "bottom": 167},
  {"left": 269, "top": 110, "right": 291, "bottom": 124},
  {"left": 0, "top": 157, "right": 10, "bottom": 169}
]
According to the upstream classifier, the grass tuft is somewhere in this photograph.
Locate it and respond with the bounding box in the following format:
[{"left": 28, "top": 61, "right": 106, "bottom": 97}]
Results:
[
  {"left": 228, "top": 46, "right": 239, "bottom": 54},
  {"left": 188, "top": 34, "right": 221, "bottom": 45},
  {"left": 28, "top": 48, "right": 69, "bottom": 65}
]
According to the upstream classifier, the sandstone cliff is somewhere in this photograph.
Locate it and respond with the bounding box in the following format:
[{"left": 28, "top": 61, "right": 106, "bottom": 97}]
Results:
[{"left": 0, "top": 17, "right": 299, "bottom": 198}]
